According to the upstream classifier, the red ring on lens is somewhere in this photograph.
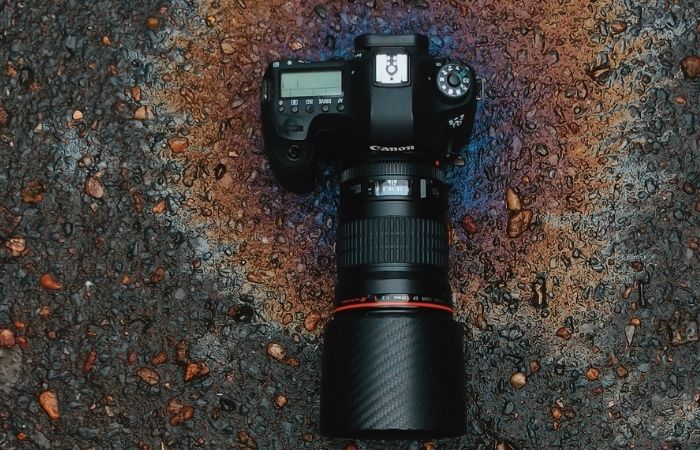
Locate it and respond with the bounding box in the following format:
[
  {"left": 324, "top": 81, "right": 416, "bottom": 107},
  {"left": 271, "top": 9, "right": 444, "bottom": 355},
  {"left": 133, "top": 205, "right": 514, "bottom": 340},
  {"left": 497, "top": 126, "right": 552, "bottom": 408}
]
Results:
[{"left": 332, "top": 301, "right": 454, "bottom": 314}]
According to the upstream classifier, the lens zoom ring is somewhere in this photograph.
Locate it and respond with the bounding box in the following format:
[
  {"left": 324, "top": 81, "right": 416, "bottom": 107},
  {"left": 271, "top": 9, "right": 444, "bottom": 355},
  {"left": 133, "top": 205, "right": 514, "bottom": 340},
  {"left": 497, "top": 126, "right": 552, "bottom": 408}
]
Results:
[
  {"left": 340, "top": 161, "right": 445, "bottom": 184},
  {"left": 337, "top": 217, "right": 448, "bottom": 268}
]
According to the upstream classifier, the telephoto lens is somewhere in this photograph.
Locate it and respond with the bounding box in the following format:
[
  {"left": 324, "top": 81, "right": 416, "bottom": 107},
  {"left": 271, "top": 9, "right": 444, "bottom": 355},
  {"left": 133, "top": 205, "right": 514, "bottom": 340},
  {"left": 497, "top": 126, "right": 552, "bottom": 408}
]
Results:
[{"left": 320, "top": 157, "right": 466, "bottom": 439}]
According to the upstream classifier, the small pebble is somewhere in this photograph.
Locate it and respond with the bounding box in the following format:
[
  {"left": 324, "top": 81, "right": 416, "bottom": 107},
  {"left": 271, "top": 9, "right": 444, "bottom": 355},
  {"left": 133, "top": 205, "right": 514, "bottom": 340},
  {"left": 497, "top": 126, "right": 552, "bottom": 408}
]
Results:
[
  {"left": 84, "top": 176, "right": 105, "bottom": 199},
  {"left": 274, "top": 394, "right": 288, "bottom": 408},
  {"left": 0, "top": 328, "right": 16, "bottom": 348},
  {"left": 137, "top": 368, "right": 160, "bottom": 385},
  {"left": 585, "top": 367, "right": 599, "bottom": 381},
  {"left": 509, "top": 372, "right": 527, "bottom": 389},
  {"left": 505, "top": 187, "right": 522, "bottom": 211},
  {"left": 609, "top": 20, "right": 627, "bottom": 33},
  {"left": 168, "top": 137, "right": 189, "bottom": 154},
  {"left": 303, "top": 311, "right": 321, "bottom": 332},
  {"left": 39, "top": 273, "right": 63, "bottom": 290},
  {"left": 39, "top": 391, "right": 60, "bottom": 420},
  {"left": 5, "top": 238, "right": 26, "bottom": 257},
  {"left": 266, "top": 342, "right": 285, "bottom": 361},
  {"left": 680, "top": 55, "right": 700, "bottom": 78},
  {"left": 616, "top": 365, "right": 629, "bottom": 378},
  {"left": 145, "top": 17, "right": 160, "bottom": 29},
  {"left": 556, "top": 327, "right": 571, "bottom": 340}
]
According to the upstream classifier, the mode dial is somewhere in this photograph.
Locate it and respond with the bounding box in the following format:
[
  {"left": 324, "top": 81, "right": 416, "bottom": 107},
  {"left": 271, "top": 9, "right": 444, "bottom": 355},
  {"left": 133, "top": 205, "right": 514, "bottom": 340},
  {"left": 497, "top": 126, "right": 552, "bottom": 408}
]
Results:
[{"left": 437, "top": 63, "right": 471, "bottom": 99}]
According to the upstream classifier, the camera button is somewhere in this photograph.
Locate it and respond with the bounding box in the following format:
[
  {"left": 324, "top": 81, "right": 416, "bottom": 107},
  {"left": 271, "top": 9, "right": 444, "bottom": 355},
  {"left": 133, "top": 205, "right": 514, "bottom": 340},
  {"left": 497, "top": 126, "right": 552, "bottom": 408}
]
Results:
[
  {"left": 287, "top": 145, "right": 302, "bottom": 160},
  {"left": 291, "top": 105, "right": 299, "bottom": 113},
  {"left": 447, "top": 73, "right": 462, "bottom": 88},
  {"left": 321, "top": 104, "right": 330, "bottom": 113},
  {"left": 277, "top": 105, "right": 285, "bottom": 113},
  {"left": 337, "top": 104, "right": 345, "bottom": 112},
  {"left": 306, "top": 105, "right": 314, "bottom": 113}
]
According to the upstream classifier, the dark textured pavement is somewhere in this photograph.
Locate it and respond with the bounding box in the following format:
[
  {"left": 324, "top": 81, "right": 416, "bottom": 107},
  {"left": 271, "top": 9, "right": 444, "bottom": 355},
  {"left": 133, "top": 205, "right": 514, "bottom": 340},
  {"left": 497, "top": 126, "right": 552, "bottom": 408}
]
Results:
[{"left": 0, "top": 1, "right": 698, "bottom": 449}]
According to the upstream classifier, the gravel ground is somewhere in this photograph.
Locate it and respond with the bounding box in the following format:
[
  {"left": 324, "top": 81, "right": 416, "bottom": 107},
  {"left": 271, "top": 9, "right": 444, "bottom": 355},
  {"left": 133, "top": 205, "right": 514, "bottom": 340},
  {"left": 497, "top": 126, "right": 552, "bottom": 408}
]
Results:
[{"left": 0, "top": 0, "right": 698, "bottom": 449}]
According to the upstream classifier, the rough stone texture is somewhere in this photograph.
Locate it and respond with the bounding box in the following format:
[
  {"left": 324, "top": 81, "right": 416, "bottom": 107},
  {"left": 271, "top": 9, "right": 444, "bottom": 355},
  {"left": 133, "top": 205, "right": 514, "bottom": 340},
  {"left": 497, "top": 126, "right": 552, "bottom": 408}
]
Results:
[{"left": 0, "top": 0, "right": 698, "bottom": 449}]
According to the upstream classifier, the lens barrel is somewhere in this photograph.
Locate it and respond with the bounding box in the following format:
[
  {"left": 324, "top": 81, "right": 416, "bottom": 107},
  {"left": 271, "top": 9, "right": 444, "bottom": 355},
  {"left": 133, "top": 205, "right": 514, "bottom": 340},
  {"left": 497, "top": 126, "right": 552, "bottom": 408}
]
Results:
[{"left": 320, "top": 160, "right": 466, "bottom": 439}]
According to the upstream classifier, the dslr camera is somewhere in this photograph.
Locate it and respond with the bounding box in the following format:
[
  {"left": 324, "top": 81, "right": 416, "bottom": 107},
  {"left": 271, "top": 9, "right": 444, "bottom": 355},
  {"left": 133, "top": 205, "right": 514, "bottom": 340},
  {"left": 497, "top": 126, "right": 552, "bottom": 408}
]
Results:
[{"left": 261, "top": 34, "right": 480, "bottom": 439}]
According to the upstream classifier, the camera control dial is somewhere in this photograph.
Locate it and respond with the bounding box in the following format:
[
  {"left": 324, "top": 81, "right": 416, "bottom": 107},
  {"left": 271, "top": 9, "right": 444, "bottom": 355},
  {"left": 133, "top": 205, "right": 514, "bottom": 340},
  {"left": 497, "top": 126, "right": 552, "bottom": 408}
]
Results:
[{"left": 437, "top": 63, "right": 471, "bottom": 99}]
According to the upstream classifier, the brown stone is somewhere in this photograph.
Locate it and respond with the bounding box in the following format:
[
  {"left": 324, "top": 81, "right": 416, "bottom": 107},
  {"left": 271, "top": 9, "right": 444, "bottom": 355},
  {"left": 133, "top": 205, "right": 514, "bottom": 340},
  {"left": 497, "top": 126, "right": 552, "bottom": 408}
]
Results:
[
  {"left": 460, "top": 214, "right": 479, "bottom": 234},
  {"left": 5, "top": 237, "right": 26, "bottom": 257},
  {"left": 83, "top": 350, "right": 97, "bottom": 372},
  {"left": 238, "top": 431, "right": 258, "bottom": 448},
  {"left": 0, "top": 328, "right": 15, "bottom": 348},
  {"left": 615, "top": 365, "right": 629, "bottom": 378},
  {"left": 585, "top": 367, "right": 599, "bottom": 381},
  {"left": 303, "top": 311, "right": 321, "bottom": 332},
  {"left": 220, "top": 38, "right": 236, "bottom": 55},
  {"left": 246, "top": 272, "right": 264, "bottom": 283},
  {"left": 84, "top": 176, "right": 105, "bottom": 199},
  {"left": 39, "top": 273, "right": 63, "bottom": 290},
  {"left": 152, "top": 199, "right": 167, "bottom": 214},
  {"left": 551, "top": 406, "right": 563, "bottom": 420},
  {"left": 184, "top": 361, "right": 210, "bottom": 382},
  {"left": 680, "top": 55, "right": 700, "bottom": 78},
  {"left": 137, "top": 367, "right": 160, "bottom": 385},
  {"left": 167, "top": 397, "right": 184, "bottom": 415},
  {"left": 266, "top": 342, "right": 285, "bottom": 361},
  {"left": 273, "top": 394, "right": 288, "bottom": 408},
  {"left": 39, "top": 390, "right": 60, "bottom": 420},
  {"left": 22, "top": 180, "right": 45, "bottom": 204},
  {"left": 505, "top": 187, "right": 522, "bottom": 211},
  {"left": 150, "top": 266, "right": 165, "bottom": 284},
  {"left": 131, "top": 86, "right": 142, "bottom": 102},
  {"left": 609, "top": 20, "right": 627, "bottom": 33},
  {"left": 168, "top": 137, "right": 189, "bottom": 154},
  {"left": 530, "top": 359, "right": 541, "bottom": 374},
  {"left": 145, "top": 17, "right": 160, "bottom": 29},
  {"left": 509, "top": 372, "right": 527, "bottom": 389},
  {"left": 168, "top": 399, "right": 194, "bottom": 426},
  {"left": 133, "top": 105, "right": 154, "bottom": 120},
  {"left": 507, "top": 209, "right": 533, "bottom": 238},
  {"left": 556, "top": 327, "right": 572, "bottom": 340},
  {"left": 151, "top": 351, "right": 168, "bottom": 365}
]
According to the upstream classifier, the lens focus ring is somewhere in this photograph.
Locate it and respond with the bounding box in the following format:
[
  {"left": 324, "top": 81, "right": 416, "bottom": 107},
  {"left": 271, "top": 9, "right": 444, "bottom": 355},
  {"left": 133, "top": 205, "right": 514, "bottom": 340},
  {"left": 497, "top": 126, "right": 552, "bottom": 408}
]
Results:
[{"left": 337, "top": 216, "right": 448, "bottom": 268}]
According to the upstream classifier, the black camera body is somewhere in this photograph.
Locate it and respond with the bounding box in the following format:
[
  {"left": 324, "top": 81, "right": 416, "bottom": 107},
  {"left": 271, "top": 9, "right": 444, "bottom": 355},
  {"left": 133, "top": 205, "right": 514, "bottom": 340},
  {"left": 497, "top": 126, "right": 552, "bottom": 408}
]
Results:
[
  {"left": 261, "top": 34, "right": 478, "bottom": 192},
  {"left": 261, "top": 34, "right": 480, "bottom": 440}
]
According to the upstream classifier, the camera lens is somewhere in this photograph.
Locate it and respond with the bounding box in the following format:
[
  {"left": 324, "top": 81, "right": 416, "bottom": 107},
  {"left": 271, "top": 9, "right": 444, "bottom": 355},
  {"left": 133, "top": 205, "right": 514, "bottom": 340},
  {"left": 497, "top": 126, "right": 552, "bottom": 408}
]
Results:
[{"left": 320, "top": 159, "right": 466, "bottom": 439}]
